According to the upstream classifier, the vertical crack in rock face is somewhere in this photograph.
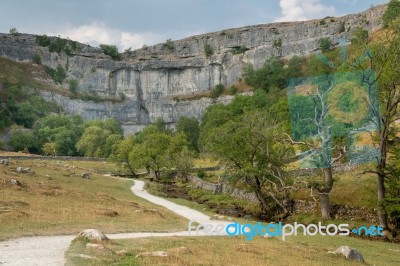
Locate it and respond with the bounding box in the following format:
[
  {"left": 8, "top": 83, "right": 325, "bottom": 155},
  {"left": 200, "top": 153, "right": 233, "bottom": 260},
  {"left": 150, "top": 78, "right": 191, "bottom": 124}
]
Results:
[{"left": 0, "top": 5, "right": 387, "bottom": 135}]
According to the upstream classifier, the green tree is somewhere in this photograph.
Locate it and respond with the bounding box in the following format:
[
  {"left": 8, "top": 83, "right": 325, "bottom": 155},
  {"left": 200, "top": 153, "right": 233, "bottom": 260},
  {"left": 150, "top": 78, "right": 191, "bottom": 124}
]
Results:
[
  {"left": 176, "top": 116, "right": 200, "bottom": 152},
  {"left": 76, "top": 119, "right": 122, "bottom": 157},
  {"left": 99, "top": 44, "right": 121, "bottom": 60},
  {"left": 202, "top": 110, "right": 296, "bottom": 218},
  {"left": 110, "top": 134, "right": 137, "bottom": 176},
  {"left": 42, "top": 142, "right": 57, "bottom": 156},
  {"left": 8, "top": 128, "right": 37, "bottom": 153},
  {"left": 34, "top": 114, "right": 84, "bottom": 156},
  {"left": 383, "top": 0, "right": 400, "bottom": 27},
  {"left": 243, "top": 58, "right": 285, "bottom": 91}
]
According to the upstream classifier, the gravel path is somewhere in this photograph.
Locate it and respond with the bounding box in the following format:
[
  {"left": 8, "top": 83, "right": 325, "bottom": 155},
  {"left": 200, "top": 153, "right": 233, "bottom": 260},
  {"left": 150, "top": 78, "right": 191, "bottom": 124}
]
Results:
[{"left": 0, "top": 179, "right": 228, "bottom": 266}]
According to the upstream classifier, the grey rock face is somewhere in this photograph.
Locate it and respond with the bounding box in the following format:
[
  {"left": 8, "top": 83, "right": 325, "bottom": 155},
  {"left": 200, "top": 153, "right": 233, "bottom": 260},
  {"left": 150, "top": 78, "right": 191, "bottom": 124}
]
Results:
[{"left": 0, "top": 5, "right": 386, "bottom": 134}]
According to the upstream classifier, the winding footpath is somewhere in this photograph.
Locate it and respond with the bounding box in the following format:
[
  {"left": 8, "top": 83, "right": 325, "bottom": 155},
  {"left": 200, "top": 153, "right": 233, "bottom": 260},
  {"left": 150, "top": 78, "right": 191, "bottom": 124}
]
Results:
[{"left": 0, "top": 180, "right": 229, "bottom": 266}]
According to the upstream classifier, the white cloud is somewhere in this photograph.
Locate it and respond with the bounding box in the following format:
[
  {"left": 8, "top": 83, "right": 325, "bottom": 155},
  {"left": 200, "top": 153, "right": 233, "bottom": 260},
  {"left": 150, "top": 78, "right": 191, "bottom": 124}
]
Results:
[
  {"left": 52, "top": 22, "right": 165, "bottom": 51},
  {"left": 275, "top": 0, "right": 337, "bottom": 22}
]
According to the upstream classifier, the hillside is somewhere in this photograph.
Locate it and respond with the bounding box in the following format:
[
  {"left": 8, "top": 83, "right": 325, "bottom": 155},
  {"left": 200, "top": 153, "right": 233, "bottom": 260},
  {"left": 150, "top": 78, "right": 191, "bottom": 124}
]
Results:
[{"left": 0, "top": 4, "right": 387, "bottom": 135}]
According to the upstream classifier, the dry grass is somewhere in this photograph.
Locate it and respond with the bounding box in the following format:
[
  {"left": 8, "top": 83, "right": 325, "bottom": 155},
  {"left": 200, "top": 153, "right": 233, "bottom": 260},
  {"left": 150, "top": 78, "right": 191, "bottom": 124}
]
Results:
[
  {"left": 291, "top": 164, "right": 377, "bottom": 209},
  {"left": 66, "top": 233, "right": 400, "bottom": 266},
  {"left": 0, "top": 159, "right": 187, "bottom": 240}
]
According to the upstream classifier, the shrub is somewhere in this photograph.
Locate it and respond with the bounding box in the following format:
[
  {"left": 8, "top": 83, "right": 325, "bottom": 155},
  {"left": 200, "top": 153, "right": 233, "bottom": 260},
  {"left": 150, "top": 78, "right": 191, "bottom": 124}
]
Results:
[
  {"left": 211, "top": 84, "right": 224, "bottom": 98},
  {"left": 228, "top": 85, "right": 238, "bottom": 95},
  {"left": 32, "top": 54, "right": 42, "bottom": 64},
  {"left": 232, "top": 46, "right": 248, "bottom": 54},
  {"left": 273, "top": 38, "right": 282, "bottom": 48},
  {"left": 165, "top": 39, "right": 175, "bottom": 51},
  {"left": 45, "top": 64, "right": 67, "bottom": 84},
  {"left": 99, "top": 44, "right": 121, "bottom": 60},
  {"left": 351, "top": 27, "right": 369, "bottom": 45},
  {"left": 383, "top": 0, "right": 400, "bottom": 27},
  {"left": 197, "top": 170, "right": 207, "bottom": 179},
  {"left": 339, "top": 21, "right": 346, "bottom": 33},
  {"left": 318, "top": 37, "right": 332, "bottom": 53},
  {"left": 9, "top": 27, "right": 19, "bottom": 36},
  {"left": 320, "top": 20, "right": 326, "bottom": 25},
  {"left": 204, "top": 43, "right": 213, "bottom": 57},
  {"left": 69, "top": 79, "right": 78, "bottom": 94},
  {"left": 36, "top": 35, "right": 51, "bottom": 47}
]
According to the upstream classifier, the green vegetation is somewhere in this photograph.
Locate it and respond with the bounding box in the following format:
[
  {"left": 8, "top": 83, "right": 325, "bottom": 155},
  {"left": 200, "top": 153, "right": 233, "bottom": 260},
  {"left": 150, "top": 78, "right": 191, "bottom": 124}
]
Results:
[
  {"left": 382, "top": 0, "right": 400, "bottom": 27},
  {"left": 32, "top": 54, "right": 42, "bottom": 64},
  {"left": 232, "top": 46, "right": 249, "bottom": 54},
  {"left": 351, "top": 27, "right": 369, "bottom": 45},
  {"left": 318, "top": 37, "right": 332, "bottom": 52},
  {"left": 36, "top": 35, "right": 80, "bottom": 56},
  {"left": 0, "top": 159, "right": 187, "bottom": 240},
  {"left": 211, "top": 84, "right": 224, "bottom": 98},
  {"left": 0, "top": 82, "right": 61, "bottom": 130},
  {"left": 204, "top": 43, "right": 213, "bottom": 57},
  {"left": 165, "top": 39, "right": 175, "bottom": 51},
  {"left": 99, "top": 44, "right": 121, "bottom": 60},
  {"left": 69, "top": 79, "right": 78, "bottom": 94},
  {"left": 45, "top": 64, "right": 67, "bottom": 84},
  {"left": 9, "top": 27, "right": 19, "bottom": 36},
  {"left": 339, "top": 21, "right": 346, "bottom": 33},
  {"left": 176, "top": 116, "right": 200, "bottom": 152},
  {"left": 76, "top": 119, "right": 123, "bottom": 158}
]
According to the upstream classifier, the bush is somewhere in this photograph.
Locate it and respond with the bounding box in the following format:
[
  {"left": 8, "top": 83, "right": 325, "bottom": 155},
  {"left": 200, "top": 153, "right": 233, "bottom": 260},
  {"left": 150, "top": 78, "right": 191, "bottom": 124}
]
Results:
[
  {"left": 232, "top": 46, "right": 248, "bottom": 54},
  {"left": 165, "top": 39, "right": 175, "bottom": 51},
  {"left": 99, "top": 44, "right": 121, "bottom": 60},
  {"left": 351, "top": 27, "right": 369, "bottom": 45},
  {"left": 36, "top": 35, "right": 51, "bottom": 47},
  {"left": 204, "top": 43, "right": 213, "bottom": 57},
  {"left": 9, "top": 27, "right": 19, "bottom": 36},
  {"left": 383, "top": 0, "right": 400, "bottom": 27},
  {"left": 228, "top": 85, "right": 238, "bottom": 95},
  {"left": 318, "top": 37, "right": 332, "bottom": 53},
  {"left": 69, "top": 79, "right": 78, "bottom": 94},
  {"left": 197, "top": 170, "right": 207, "bottom": 179},
  {"left": 211, "top": 84, "right": 224, "bottom": 98},
  {"left": 339, "top": 21, "right": 346, "bottom": 33},
  {"left": 32, "top": 54, "right": 42, "bottom": 64},
  {"left": 45, "top": 65, "right": 67, "bottom": 84}
]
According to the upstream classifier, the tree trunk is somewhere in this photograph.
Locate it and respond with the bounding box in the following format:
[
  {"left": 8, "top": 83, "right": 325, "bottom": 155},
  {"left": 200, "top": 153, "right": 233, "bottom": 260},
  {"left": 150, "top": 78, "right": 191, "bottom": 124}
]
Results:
[
  {"left": 377, "top": 172, "right": 389, "bottom": 229},
  {"left": 377, "top": 131, "right": 389, "bottom": 229},
  {"left": 319, "top": 167, "right": 333, "bottom": 220},
  {"left": 252, "top": 176, "right": 270, "bottom": 214},
  {"left": 320, "top": 193, "right": 331, "bottom": 220}
]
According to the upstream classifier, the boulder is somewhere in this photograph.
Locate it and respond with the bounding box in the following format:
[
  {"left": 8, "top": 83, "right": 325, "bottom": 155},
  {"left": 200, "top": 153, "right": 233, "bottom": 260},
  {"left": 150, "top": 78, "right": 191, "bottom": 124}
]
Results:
[
  {"left": 7, "top": 178, "right": 22, "bottom": 186},
  {"left": 332, "top": 246, "right": 364, "bottom": 262},
  {"left": 0, "top": 159, "right": 9, "bottom": 165},
  {"left": 81, "top": 172, "right": 91, "bottom": 179},
  {"left": 75, "top": 229, "right": 109, "bottom": 241},
  {"left": 15, "top": 167, "right": 34, "bottom": 174}
]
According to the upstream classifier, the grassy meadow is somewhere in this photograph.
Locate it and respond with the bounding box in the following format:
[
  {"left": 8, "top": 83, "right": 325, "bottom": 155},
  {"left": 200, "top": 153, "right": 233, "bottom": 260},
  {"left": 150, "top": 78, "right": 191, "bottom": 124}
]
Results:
[{"left": 0, "top": 158, "right": 187, "bottom": 240}]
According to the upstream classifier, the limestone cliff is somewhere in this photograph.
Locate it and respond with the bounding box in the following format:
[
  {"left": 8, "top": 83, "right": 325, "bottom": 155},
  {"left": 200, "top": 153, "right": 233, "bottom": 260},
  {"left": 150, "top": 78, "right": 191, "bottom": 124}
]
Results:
[{"left": 0, "top": 4, "right": 386, "bottom": 134}]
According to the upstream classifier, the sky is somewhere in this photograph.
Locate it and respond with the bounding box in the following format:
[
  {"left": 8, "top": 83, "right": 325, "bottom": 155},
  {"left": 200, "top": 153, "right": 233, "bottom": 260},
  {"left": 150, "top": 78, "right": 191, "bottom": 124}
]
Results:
[{"left": 0, "top": 0, "right": 388, "bottom": 51}]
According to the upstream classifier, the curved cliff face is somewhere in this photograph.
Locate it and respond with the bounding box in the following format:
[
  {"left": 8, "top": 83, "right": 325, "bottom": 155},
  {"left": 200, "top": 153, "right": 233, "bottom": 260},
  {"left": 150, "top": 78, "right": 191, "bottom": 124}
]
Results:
[{"left": 0, "top": 5, "right": 386, "bottom": 134}]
